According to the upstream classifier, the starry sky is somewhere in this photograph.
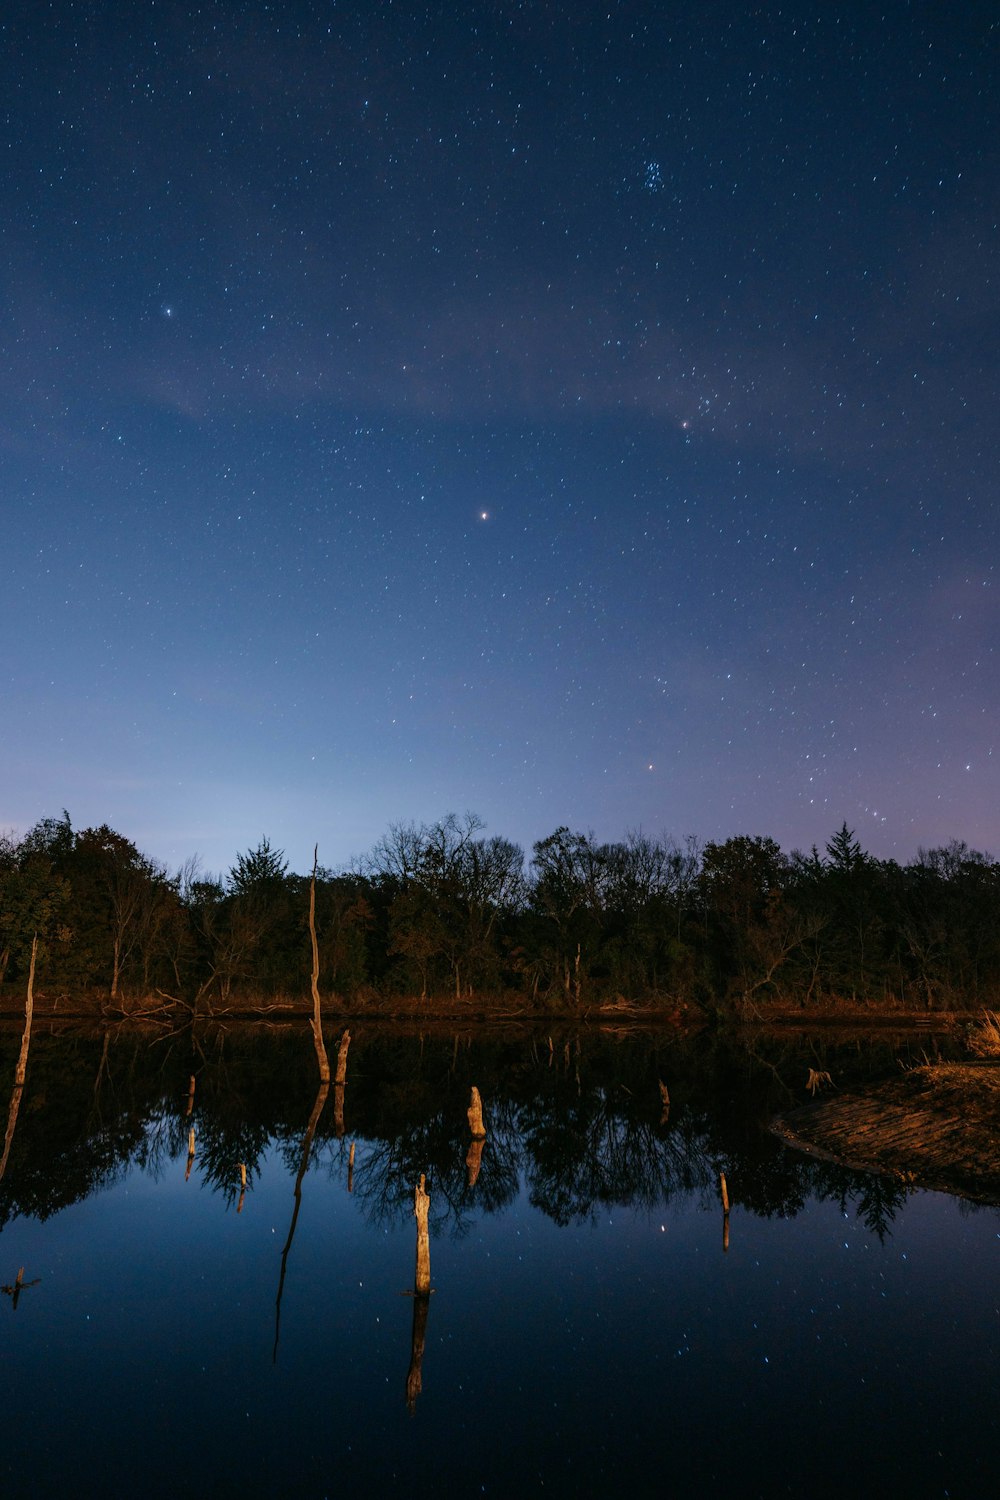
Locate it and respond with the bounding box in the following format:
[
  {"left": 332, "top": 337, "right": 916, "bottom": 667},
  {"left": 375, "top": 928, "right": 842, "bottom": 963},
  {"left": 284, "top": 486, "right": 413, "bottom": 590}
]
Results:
[{"left": 3, "top": 1, "right": 998, "bottom": 876}]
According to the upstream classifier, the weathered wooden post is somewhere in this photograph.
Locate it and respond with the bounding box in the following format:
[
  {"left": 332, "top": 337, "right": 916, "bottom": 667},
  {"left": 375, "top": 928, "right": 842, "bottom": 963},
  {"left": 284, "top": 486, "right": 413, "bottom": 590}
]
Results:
[
  {"left": 333, "top": 1029, "right": 351, "bottom": 1137},
  {"left": 0, "top": 935, "right": 37, "bottom": 1184},
  {"left": 186, "top": 1074, "right": 196, "bottom": 1117},
  {"left": 465, "top": 1086, "right": 487, "bottom": 1187},
  {"left": 467, "top": 1086, "right": 487, "bottom": 1139},
  {"left": 719, "top": 1170, "right": 730, "bottom": 1253},
  {"left": 414, "top": 1173, "right": 431, "bottom": 1295},
  {"left": 405, "top": 1173, "right": 433, "bottom": 1412},
  {"left": 335, "top": 1028, "right": 351, "bottom": 1086},
  {"left": 309, "top": 847, "right": 331, "bottom": 1085}
]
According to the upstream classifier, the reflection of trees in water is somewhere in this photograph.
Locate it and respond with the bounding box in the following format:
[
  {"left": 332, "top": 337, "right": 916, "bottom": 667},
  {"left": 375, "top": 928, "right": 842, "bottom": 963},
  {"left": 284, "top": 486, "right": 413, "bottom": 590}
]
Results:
[
  {"left": 349, "top": 1095, "right": 522, "bottom": 1240},
  {"left": 520, "top": 1086, "right": 709, "bottom": 1225},
  {"left": 0, "top": 1024, "right": 932, "bottom": 1239}
]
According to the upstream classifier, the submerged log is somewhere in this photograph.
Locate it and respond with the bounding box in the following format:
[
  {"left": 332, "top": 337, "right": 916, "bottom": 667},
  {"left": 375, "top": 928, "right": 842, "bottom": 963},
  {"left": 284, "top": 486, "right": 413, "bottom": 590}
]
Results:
[{"left": 1, "top": 1266, "right": 41, "bottom": 1309}]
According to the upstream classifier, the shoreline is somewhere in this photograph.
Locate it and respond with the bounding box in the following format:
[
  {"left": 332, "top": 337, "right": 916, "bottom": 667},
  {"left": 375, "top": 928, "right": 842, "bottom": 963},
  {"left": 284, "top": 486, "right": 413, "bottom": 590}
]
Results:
[{"left": 773, "top": 1063, "right": 1000, "bottom": 1205}]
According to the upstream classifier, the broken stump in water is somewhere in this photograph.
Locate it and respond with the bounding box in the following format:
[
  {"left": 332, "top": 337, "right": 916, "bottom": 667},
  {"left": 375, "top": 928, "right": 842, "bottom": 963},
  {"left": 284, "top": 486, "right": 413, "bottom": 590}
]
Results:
[
  {"left": 413, "top": 1174, "right": 431, "bottom": 1295},
  {"left": 467, "top": 1086, "right": 487, "bottom": 1139},
  {"left": 333, "top": 1029, "right": 351, "bottom": 1138}
]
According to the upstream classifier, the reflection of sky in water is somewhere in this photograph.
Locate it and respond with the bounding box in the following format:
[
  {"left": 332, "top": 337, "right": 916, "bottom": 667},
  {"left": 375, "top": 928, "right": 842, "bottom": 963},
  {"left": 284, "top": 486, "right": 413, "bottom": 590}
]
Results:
[{"left": 3, "top": 1136, "right": 999, "bottom": 1499}]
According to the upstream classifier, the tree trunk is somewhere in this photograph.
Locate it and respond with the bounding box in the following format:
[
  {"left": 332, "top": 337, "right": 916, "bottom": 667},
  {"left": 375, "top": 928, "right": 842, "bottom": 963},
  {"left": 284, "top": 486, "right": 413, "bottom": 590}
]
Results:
[
  {"left": 309, "top": 846, "right": 330, "bottom": 1084},
  {"left": 0, "top": 936, "right": 36, "bottom": 1183}
]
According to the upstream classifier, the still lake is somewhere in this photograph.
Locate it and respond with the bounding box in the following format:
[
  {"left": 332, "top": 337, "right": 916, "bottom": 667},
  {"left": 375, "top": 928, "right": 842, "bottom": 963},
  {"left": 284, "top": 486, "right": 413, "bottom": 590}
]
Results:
[{"left": 1, "top": 1022, "right": 998, "bottom": 1499}]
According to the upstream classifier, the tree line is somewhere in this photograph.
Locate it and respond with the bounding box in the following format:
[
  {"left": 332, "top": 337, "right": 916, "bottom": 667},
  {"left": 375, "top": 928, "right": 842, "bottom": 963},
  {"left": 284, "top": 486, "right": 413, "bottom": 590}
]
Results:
[{"left": 2, "top": 809, "right": 998, "bottom": 1013}]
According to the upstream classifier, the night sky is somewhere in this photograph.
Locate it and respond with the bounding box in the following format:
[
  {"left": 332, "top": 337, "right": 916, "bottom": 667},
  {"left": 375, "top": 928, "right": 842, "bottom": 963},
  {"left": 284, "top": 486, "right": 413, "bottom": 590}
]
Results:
[{"left": 4, "top": 1, "right": 998, "bottom": 876}]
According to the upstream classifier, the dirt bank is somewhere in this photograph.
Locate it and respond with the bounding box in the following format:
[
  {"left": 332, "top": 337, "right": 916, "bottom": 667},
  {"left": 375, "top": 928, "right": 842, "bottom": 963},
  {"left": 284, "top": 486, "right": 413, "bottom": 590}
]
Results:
[{"left": 773, "top": 1063, "right": 1000, "bottom": 1204}]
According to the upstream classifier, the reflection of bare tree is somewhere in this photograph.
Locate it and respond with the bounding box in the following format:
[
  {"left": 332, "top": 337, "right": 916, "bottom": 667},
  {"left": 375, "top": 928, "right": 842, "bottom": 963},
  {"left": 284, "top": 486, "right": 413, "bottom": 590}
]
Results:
[
  {"left": 333, "top": 1028, "right": 350, "bottom": 1137},
  {"left": 273, "top": 1081, "right": 330, "bottom": 1363}
]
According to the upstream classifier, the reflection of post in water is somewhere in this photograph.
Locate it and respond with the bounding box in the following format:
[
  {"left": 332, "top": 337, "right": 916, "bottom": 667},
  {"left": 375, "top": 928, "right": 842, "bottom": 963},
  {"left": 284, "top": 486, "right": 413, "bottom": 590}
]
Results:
[
  {"left": 405, "top": 1175, "right": 433, "bottom": 1413},
  {"left": 465, "top": 1136, "right": 484, "bottom": 1189},
  {"left": 333, "top": 1028, "right": 351, "bottom": 1138},
  {"left": 237, "top": 1162, "right": 247, "bottom": 1214},
  {"left": 658, "top": 1079, "right": 670, "bottom": 1126},
  {"left": 348, "top": 1141, "right": 356, "bottom": 1193},
  {"left": 273, "top": 1080, "right": 330, "bottom": 1363},
  {"left": 719, "top": 1170, "right": 731, "bottom": 1253},
  {"left": 405, "top": 1284, "right": 431, "bottom": 1414},
  {"left": 0, "top": 934, "right": 37, "bottom": 1183},
  {"left": 185, "top": 1127, "right": 196, "bottom": 1181},
  {"left": 186, "top": 1074, "right": 196, "bottom": 1116},
  {"left": 466, "top": 1086, "right": 487, "bottom": 1188}
]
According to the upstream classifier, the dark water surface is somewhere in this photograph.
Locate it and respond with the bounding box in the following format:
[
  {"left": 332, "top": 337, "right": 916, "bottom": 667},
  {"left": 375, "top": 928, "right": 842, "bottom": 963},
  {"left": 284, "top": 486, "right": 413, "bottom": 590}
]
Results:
[{"left": 0, "top": 1023, "right": 997, "bottom": 1498}]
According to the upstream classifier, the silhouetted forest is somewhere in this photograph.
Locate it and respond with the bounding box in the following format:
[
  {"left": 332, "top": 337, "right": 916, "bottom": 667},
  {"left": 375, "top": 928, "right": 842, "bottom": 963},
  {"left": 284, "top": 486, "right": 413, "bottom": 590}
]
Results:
[{"left": 2, "top": 810, "right": 998, "bottom": 1014}]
